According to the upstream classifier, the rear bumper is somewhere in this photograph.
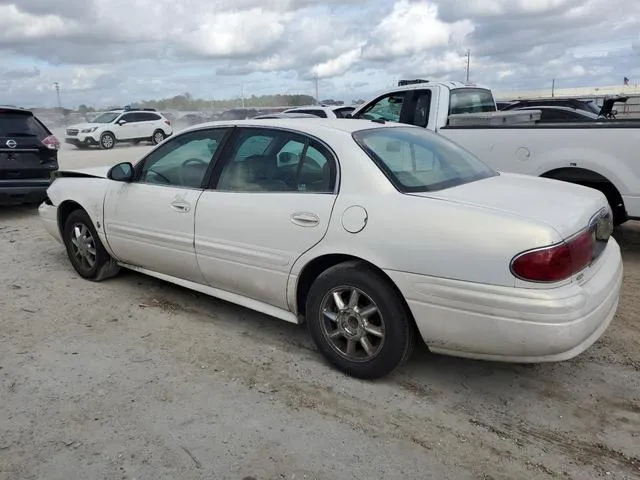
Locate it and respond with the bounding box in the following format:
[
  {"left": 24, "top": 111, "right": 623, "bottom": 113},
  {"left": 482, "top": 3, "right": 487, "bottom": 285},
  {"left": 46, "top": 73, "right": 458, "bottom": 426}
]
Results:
[
  {"left": 385, "top": 238, "right": 623, "bottom": 363},
  {"left": 0, "top": 181, "right": 51, "bottom": 205}
]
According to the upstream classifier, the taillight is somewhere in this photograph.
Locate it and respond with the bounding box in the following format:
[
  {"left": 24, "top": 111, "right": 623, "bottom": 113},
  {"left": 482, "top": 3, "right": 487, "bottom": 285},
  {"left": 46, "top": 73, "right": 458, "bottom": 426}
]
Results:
[
  {"left": 511, "top": 230, "right": 594, "bottom": 283},
  {"left": 42, "top": 135, "right": 60, "bottom": 150},
  {"left": 164, "top": 119, "right": 171, "bottom": 126}
]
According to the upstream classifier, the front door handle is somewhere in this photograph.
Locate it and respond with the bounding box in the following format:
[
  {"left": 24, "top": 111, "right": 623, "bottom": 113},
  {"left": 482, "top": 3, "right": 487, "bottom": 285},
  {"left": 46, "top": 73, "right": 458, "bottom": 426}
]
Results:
[
  {"left": 291, "top": 212, "right": 319, "bottom": 227},
  {"left": 170, "top": 201, "right": 191, "bottom": 213}
]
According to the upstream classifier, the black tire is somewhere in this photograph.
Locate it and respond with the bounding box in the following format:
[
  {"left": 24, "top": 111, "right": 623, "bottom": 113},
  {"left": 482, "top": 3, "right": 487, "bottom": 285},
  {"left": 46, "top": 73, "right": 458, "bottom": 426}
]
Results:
[
  {"left": 100, "top": 132, "right": 115, "bottom": 150},
  {"left": 63, "top": 209, "right": 120, "bottom": 281},
  {"left": 305, "top": 261, "right": 415, "bottom": 379},
  {"left": 151, "top": 129, "right": 165, "bottom": 145}
]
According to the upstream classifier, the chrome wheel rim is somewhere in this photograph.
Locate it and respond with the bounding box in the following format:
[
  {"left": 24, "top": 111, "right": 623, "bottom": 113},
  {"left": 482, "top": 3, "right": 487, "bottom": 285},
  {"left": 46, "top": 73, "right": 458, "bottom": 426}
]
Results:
[
  {"left": 70, "top": 223, "right": 97, "bottom": 269},
  {"left": 154, "top": 132, "right": 163, "bottom": 143},
  {"left": 102, "top": 135, "right": 113, "bottom": 148},
  {"left": 320, "top": 286, "right": 385, "bottom": 362}
]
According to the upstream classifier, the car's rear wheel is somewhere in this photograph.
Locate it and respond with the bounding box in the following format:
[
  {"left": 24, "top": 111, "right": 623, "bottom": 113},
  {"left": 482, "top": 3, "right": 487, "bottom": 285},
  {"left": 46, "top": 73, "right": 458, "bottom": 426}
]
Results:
[
  {"left": 305, "top": 261, "right": 415, "bottom": 379},
  {"left": 100, "top": 132, "right": 115, "bottom": 150},
  {"left": 63, "top": 209, "right": 120, "bottom": 281},
  {"left": 152, "top": 130, "right": 165, "bottom": 145}
]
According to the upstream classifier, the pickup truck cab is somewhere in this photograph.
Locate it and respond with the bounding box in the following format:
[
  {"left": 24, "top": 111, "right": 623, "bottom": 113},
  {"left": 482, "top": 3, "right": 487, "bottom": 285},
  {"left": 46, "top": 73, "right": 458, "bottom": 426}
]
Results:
[{"left": 351, "top": 81, "right": 640, "bottom": 224}]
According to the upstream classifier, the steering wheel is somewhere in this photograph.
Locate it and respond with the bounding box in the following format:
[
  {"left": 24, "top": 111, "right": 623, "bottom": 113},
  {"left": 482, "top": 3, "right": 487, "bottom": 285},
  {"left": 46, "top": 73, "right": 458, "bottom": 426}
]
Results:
[{"left": 179, "top": 158, "right": 209, "bottom": 186}]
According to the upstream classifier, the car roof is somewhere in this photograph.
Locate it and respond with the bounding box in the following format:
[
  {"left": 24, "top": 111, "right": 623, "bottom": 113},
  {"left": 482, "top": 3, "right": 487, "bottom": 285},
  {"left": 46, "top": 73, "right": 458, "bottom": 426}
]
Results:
[{"left": 181, "top": 118, "right": 413, "bottom": 135}]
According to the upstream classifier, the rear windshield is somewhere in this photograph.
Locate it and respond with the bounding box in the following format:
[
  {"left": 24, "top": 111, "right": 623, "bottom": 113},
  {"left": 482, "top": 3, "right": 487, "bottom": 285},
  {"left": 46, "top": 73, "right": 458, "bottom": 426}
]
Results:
[
  {"left": 353, "top": 126, "right": 497, "bottom": 192},
  {"left": 449, "top": 88, "right": 496, "bottom": 115},
  {"left": 0, "top": 111, "right": 50, "bottom": 139}
]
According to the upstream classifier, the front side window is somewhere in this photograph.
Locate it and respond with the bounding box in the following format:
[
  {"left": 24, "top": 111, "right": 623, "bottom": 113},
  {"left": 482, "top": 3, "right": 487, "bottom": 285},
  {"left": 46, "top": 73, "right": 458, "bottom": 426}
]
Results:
[
  {"left": 355, "top": 93, "right": 405, "bottom": 122},
  {"left": 449, "top": 88, "right": 496, "bottom": 115},
  {"left": 353, "top": 126, "right": 496, "bottom": 192},
  {"left": 138, "top": 128, "right": 228, "bottom": 188},
  {"left": 216, "top": 128, "right": 335, "bottom": 193}
]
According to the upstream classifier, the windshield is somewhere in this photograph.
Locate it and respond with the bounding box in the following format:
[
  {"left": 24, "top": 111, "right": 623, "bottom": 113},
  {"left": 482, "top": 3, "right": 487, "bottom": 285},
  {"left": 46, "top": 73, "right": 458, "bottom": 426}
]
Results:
[
  {"left": 91, "top": 112, "right": 120, "bottom": 123},
  {"left": 353, "top": 126, "right": 497, "bottom": 192}
]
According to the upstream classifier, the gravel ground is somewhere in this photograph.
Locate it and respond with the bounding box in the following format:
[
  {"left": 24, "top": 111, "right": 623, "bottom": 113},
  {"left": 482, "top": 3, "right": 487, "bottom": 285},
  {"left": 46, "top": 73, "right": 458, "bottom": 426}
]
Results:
[{"left": 1, "top": 142, "right": 639, "bottom": 480}]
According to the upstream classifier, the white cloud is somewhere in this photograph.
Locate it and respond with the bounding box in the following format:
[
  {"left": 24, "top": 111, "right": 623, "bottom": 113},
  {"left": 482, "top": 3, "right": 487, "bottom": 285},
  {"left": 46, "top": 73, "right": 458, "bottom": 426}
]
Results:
[
  {"left": 363, "top": 1, "right": 474, "bottom": 59},
  {"left": 1, "top": 0, "right": 640, "bottom": 107}
]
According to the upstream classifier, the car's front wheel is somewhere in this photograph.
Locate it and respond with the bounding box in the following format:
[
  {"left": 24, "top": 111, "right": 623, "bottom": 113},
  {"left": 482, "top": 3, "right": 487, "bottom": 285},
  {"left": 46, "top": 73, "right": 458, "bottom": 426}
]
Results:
[
  {"left": 100, "top": 132, "right": 115, "bottom": 150},
  {"left": 306, "top": 261, "right": 415, "bottom": 379},
  {"left": 63, "top": 209, "right": 120, "bottom": 281}
]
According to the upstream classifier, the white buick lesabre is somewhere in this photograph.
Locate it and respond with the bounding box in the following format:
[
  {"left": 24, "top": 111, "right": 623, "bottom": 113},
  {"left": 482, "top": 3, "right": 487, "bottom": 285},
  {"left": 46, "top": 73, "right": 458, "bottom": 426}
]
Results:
[{"left": 39, "top": 119, "right": 623, "bottom": 379}]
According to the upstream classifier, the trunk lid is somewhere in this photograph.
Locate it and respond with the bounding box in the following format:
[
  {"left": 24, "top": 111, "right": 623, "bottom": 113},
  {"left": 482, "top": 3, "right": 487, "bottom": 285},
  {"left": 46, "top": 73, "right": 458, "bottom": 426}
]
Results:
[
  {"left": 418, "top": 172, "right": 609, "bottom": 239},
  {"left": 0, "top": 109, "right": 58, "bottom": 181}
]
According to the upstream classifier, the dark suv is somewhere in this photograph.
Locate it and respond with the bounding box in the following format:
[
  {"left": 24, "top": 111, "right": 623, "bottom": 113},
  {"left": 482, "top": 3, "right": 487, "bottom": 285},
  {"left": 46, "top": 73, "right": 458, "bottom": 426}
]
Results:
[{"left": 0, "top": 106, "right": 59, "bottom": 205}]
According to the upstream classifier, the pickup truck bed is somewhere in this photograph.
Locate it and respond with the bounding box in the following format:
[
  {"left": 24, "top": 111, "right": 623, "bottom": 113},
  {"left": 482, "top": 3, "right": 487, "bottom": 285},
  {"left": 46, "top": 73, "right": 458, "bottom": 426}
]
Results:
[{"left": 352, "top": 81, "right": 640, "bottom": 224}]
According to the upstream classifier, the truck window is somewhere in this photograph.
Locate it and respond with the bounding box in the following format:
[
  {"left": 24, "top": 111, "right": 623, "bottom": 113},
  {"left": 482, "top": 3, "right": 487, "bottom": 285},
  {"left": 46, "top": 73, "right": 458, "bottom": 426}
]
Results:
[
  {"left": 356, "top": 93, "right": 405, "bottom": 122},
  {"left": 449, "top": 88, "right": 496, "bottom": 115},
  {"left": 410, "top": 90, "right": 432, "bottom": 127},
  {"left": 353, "top": 126, "right": 496, "bottom": 193}
]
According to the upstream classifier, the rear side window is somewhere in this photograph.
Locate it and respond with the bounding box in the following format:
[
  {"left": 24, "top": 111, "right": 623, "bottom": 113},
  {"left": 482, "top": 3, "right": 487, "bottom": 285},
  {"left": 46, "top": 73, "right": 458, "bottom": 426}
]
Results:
[
  {"left": 353, "top": 126, "right": 496, "bottom": 193},
  {"left": 0, "top": 111, "right": 51, "bottom": 140},
  {"left": 449, "top": 88, "right": 496, "bottom": 115}
]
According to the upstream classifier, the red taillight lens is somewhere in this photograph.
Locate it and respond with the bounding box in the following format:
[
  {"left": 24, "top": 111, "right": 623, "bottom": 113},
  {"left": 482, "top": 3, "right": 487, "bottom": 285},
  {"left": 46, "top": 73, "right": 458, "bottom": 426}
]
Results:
[
  {"left": 42, "top": 135, "right": 60, "bottom": 150},
  {"left": 164, "top": 119, "right": 171, "bottom": 126},
  {"left": 511, "top": 230, "right": 594, "bottom": 283}
]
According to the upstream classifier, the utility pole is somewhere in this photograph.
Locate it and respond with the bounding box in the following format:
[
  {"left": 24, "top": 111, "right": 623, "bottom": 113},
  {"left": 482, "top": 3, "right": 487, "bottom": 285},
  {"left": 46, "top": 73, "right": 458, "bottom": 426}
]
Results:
[
  {"left": 54, "top": 82, "right": 62, "bottom": 110},
  {"left": 552, "top": 78, "right": 555, "bottom": 97},
  {"left": 241, "top": 84, "right": 245, "bottom": 109},
  {"left": 465, "top": 49, "right": 470, "bottom": 83},
  {"left": 314, "top": 75, "right": 319, "bottom": 105}
]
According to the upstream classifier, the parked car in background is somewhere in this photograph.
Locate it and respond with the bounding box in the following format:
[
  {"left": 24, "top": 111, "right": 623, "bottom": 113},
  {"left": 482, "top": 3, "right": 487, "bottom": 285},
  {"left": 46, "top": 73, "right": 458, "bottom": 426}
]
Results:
[
  {"left": 283, "top": 105, "right": 356, "bottom": 118},
  {"left": 0, "top": 106, "right": 59, "bottom": 205},
  {"left": 513, "top": 106, "right": 601, "bottom": 123},
  {"left": 352, "top": 80, "right": 640, "bottom": 225},
  {"left": 501, "top": 98, "right": 603, "bottom": 115},
  {"left": 65, "top": 107, "right": 173, "bottom": 150},
  {"left": 253, "top": 112, "right": 319, "bottom": 119},
  {"left": 40, "top": 119, "right": 622, "bottom": 379}
]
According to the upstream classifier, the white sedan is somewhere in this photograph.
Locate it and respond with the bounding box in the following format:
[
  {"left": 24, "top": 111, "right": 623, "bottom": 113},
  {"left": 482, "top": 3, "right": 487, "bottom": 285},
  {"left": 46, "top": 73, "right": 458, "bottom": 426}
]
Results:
[{"left": 39, "top": 119, "right": 623, "bottom": 379}]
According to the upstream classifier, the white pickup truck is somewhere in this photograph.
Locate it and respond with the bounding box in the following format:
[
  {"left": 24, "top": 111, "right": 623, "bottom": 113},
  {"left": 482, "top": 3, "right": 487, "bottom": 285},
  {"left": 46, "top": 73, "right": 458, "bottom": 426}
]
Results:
[{"left": 351, "top": 80, "right": 640, "bottom": 225}]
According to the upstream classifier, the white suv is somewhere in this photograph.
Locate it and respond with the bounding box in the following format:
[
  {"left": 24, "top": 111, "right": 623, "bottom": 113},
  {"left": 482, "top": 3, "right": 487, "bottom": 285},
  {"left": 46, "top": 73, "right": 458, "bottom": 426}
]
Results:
[{"left": 65, "top": 108, "right": 173, "bottom": 150}]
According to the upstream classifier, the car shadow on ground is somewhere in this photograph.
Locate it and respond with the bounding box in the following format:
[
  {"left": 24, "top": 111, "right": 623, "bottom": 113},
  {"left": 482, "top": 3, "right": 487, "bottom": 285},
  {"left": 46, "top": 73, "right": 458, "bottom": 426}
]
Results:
[{"left": 0, "top": 204, "right": 40, "bottom": 223}]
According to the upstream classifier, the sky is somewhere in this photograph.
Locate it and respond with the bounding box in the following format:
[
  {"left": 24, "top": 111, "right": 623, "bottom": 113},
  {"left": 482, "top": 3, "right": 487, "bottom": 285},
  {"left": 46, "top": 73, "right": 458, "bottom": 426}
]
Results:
[{"left": 1, "top": 0, "right": 640, "bottom": 108}]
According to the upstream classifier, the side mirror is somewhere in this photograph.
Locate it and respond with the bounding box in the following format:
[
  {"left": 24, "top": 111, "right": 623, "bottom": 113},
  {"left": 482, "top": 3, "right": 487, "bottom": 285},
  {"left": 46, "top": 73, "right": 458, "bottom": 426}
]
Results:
[
  {"left": 107, "top": 162, "right": 134, "bottom": 182},
  {"left": 117, "top": 120, "right": 127, "bottom": 126}
]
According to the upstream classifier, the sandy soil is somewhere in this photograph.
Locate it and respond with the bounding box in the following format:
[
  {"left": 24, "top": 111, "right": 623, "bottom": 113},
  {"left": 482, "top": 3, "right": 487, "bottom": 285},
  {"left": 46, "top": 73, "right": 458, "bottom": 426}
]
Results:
[{"left": 1, "top": 143, "right": 639, "bottom": 480}]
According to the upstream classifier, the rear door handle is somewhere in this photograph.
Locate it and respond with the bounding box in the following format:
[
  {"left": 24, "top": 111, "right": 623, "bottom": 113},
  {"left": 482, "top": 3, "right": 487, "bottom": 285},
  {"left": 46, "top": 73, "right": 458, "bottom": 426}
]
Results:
[
  {"left": 291, "top": 212, "right": 319, "bottom": 227},
  {"left": 170, "top": 201, "right": 191, "bottom": 213}
]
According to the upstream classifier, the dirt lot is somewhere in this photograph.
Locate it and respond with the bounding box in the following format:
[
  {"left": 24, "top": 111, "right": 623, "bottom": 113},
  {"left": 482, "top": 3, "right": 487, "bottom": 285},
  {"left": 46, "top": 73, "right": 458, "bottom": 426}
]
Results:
[{"left": 1, "top": 143, "right": 639, "bottom": 480}]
